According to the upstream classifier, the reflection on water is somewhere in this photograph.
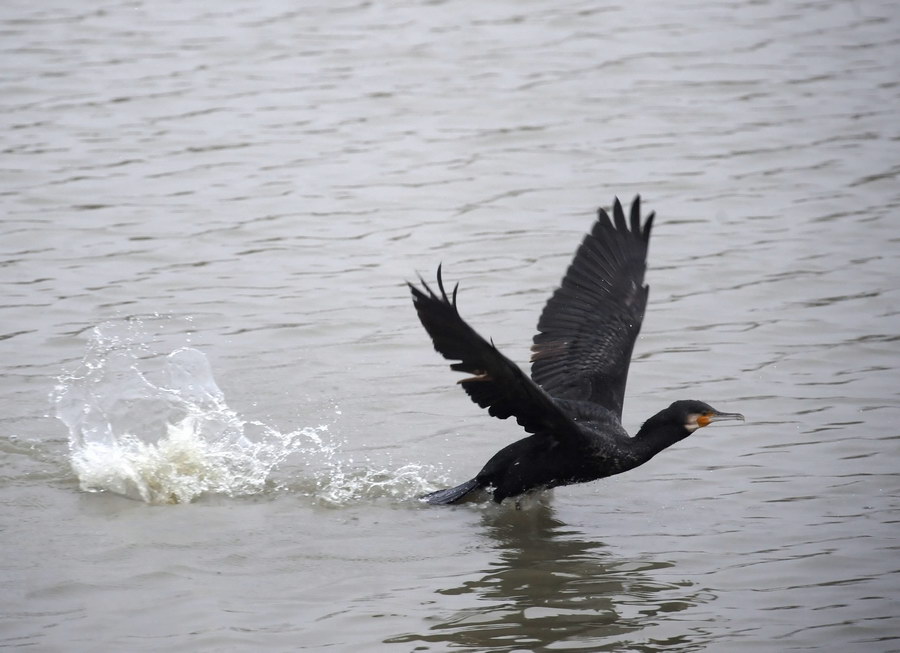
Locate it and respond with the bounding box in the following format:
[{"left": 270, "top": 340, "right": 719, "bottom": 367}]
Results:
[{"left": 389, "top": 502, "right": 714, "bottom": 652}]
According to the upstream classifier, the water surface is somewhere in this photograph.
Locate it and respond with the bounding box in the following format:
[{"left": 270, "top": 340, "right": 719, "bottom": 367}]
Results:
[{"left": 2, "top": 0, "right": 899, "bottom": 650}]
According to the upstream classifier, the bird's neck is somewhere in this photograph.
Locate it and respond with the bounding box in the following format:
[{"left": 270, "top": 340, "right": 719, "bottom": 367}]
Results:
[{"left": 631, "top": 419, "right": 691, "bottom": 463}]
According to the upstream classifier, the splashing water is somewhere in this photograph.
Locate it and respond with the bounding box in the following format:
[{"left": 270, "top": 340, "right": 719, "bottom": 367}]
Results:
[
  {"left": 53, "top": 319, "right": 320, "bottom": 504},
  {"left": 52, "top": 318, "right": 445, "bottom": 505},
  {"left": 314, "top": 459, "right": 445, "bottom": 507}
]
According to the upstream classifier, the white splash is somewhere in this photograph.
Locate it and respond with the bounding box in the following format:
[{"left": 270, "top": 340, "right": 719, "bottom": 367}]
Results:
[
  {"left": 52, "top": 320, "right": 320, "bottom": 504},
  {"left": 315, "top": 461, "right": 444, "bottom": 507},
  {"left": 52, "top": 318, "right": 444, "bottom": 506}
]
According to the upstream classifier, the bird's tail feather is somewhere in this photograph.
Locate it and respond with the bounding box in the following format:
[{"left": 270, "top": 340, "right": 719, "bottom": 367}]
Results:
[{"left": 420, "top": 478, "right": 480, "bottom": 505}]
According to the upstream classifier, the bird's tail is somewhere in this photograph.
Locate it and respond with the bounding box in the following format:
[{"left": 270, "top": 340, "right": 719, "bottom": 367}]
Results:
[{"left": 420, "top": 478, "right": 480, "bottom": 505}]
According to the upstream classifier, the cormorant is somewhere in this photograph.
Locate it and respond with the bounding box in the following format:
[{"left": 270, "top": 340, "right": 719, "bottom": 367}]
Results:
[{"left": 409, "top": 196, "right": 744, "bottom": 505}]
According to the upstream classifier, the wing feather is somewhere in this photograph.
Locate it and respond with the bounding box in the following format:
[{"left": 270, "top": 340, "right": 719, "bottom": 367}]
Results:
[
  {"left": 409, "top": 266, "right": 582, "bottom": 441},
  {"left": 531, "top": 196, "right": 654, "bottom": 417}
]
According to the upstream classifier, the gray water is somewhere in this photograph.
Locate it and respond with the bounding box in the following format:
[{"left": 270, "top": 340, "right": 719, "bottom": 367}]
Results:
[{"left": 2, "top": 0, "right": 899, "bottom": 650}]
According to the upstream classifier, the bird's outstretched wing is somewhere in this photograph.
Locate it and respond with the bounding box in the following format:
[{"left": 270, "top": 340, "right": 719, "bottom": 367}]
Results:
[
  {"left": 409, "top": 267, "right": 583, "bottom": 442},
  {"left": 531, "top": 196, "right": 654, "bottom": 418}
]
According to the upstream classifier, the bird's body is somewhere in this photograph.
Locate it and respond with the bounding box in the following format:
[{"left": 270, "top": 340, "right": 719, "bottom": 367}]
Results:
[
  {"left": 409, "top": 197, "right": 743, "bottom": 505},
  {"left": 472, "top": 402, "right": 629, "bottom": 503}
]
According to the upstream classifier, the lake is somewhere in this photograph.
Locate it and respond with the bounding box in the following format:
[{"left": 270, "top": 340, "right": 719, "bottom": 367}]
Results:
[{"left": 2, "top": 0, "right": 899, "bottom": 650}]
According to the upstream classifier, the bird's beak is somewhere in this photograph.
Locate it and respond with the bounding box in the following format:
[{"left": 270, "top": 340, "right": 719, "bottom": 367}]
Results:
[{"left": 705, "top": 411, "right": 745, "bottom": 425}]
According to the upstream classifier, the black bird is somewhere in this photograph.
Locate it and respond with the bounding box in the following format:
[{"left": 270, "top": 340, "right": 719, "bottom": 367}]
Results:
[{"left": 409, "top": 196, "right": 744, "bottom": 505}]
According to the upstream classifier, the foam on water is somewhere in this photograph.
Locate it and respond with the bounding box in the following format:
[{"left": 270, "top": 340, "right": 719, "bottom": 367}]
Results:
[{"left": 52, "top": 318, "right": 443, "bottom": 505}]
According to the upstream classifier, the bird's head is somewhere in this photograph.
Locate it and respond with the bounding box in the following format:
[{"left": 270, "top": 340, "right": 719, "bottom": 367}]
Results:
[
  {"left": 633, "top": 400, "right": 745, "bottom": 465},
  {"left": 667, "top": 399, "right": 745, "bottom": 433}
]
